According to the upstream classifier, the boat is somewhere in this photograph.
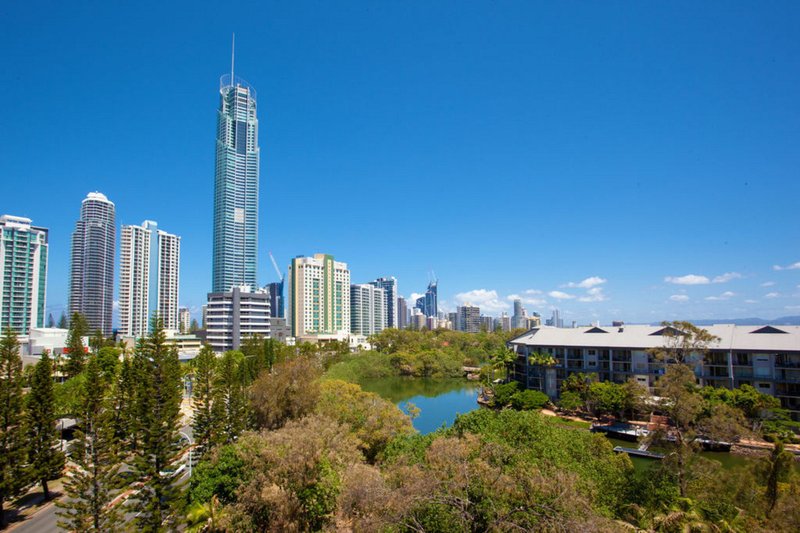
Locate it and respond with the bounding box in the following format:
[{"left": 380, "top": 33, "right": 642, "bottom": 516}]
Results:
[{"left": 590, "top": 422, "right": 649, "bottom": 442}]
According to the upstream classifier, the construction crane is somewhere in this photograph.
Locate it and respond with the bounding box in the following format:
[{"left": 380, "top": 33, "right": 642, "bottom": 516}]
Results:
[{"left": 269, "top": 251, "right": 284, "bottom": 282}]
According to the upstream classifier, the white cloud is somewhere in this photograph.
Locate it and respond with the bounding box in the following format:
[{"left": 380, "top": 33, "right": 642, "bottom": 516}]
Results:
[
  {"left": 744, "top": 299, "right": 758, "bottom": 304},
  {"left": 578, "top": 287, "right": 608, "bottom": 302},
  {"left": 669, "top": 294, "right": 690, "bottom": 302},
  {"left": 704, "top": 291, "right": 735, "bottom": 301},
  {"left": 665, "top": 274, "right": 710, "bottom": 285},
  {"left": 764, "top": 292, "right": 780, "bottom": 299},
  {"left": 565, "top": 276, "right": 607, "bottom": 289},
  {"left": 113, "top": 300, "right": 120, "bottom": 310},
  {"left": 785, "top": 305, "right": 800, "bottom": 311},
  {"left": 524, "top": 289, "right": 542, "bottom": 295},
  {"left": 548, "top": 290, "right": 575, "bottom": 300},
  {"left": 712, "top": 272, "right": 742, "bottom": 283},
  {"left": 773, "top": 262, "right": 800, "bottom": 271},
  {"left": 409, "top": 292, "right": 423, "bottom": 303},
  {"left": 453, "top": 289, "right": 510, "bottom": 314},
  {"left": 761, "top": 281, "right": 776, "bottom": 287}
]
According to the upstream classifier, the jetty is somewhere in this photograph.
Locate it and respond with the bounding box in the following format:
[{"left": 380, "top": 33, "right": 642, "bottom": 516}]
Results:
[{"left": 613, "top": 446, "right": 665, "bottom": 460}]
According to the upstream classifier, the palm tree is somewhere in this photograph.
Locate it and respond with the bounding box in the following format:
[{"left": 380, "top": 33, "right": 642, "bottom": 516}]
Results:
[
  {"left": 490, "top": 346, "right": 517, "bottom": 384},
  {"left": 186, "top": 496, "right": 225, "bottom": 532}
]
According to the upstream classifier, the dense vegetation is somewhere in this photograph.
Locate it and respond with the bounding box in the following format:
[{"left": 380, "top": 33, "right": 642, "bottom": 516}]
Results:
[{"left": 325, "top": 328, "right": 523, "bottom": 381}]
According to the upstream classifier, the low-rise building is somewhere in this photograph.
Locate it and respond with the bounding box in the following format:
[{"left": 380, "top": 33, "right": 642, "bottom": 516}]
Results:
[
  {"left": 509, "top": 324, "right": 800, "bottom": 420},
  {"left": 206, "top": 285, "right": 270, "bottom": 353}
]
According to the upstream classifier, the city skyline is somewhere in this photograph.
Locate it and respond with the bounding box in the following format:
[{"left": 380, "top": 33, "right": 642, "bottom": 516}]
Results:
[{"left": 3, "top": 2, "right": 800, "bottom": 326}]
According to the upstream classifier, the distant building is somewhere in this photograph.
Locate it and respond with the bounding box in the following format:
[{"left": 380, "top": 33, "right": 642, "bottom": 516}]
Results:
[
  {"left": 480, "top": 315, "right": 494, "bottom": 332},
  {"left": 397, "top": 297, "right": 408, "bottom": 329},
  {"left": 288, "top": 254, "right": 350, "bottom": 338},
  {"left": 411, "top": 309, "right": 426, "bottom": 330},
  {"left": 69, "top": 192, "right": 115, "bottom": 336},
  {"left": 179, "top": 307, "right": 191, "bottom": 333},
  {"left": 266, "top": 281, "right": 284, "bottom": 320},
  {"left": 545, "top": 309, "right": 563, "bottom": 329},
  {"left": 414, "top": 281, "right": 438, "bottom": 317},
  {"left": 457, "top": 304, "right": 481, "bottom": 333},
  {"left": 495, "top": 312, "right": 512, "bottom": 332},
  {"left": 206, "top": 285, "right": 270, "bottom": 352},
  {"left": 370, "top": 277, "right": 399, "bottom": 328},
  {"left": 119, "top": 220, "right": 181, "bottom": 337},
  {"left": 269, "top": 317, "right": 292, "bottom": 344},
  {"left": 165, "top": 333, "right": 203, "bottom": 360},
  {"left": 0, "top": 215, "right": 48, "bottom": 335},
  {"left": 350, "top": 283, "right": 386, "bottom": 336},
  {"left": 201, "top": 304, "right": 208, "bottom": 329},
  {"left": 448, "top": 312, "right": 458, "bottom": 330}
]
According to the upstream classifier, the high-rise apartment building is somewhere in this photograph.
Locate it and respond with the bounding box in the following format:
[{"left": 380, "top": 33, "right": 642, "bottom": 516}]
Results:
[
  {"left": 206, "top": 285, "right": 270, "bottom": 352},
  {"left": 457, "top": 304, "right": 481, "bottom": 333},
  {"left": 212, "top": 66, "right": 260, "bottom": 292},
  {"left": 397, "top": 296, "right": 408, "bottom": 329},
  {"left": 480, "top": 315, "right": 494, "bottom": 332},
  {"left": 350, "top": 284, "right": 386, "bottom": 336},
  {"left": 414, "top": 280, "right": 438, "bottom": 317},
  {"left": 119, "top": 221, "right": 180, "bottom": 337},
  {"left": 0, "top": 215, "right": 48, "bottom": 335},
  {"left": 288, "top": 254, "right": 350, "bottom": 338},
  {"left": 369, "top": 277, "right": 398, "bottom": 328},
  {"left": 179, "top": 307, "right": 191, "bottom": 333},
  {"left": 69, "top": 192, "right": 115, "bottom": 336}
]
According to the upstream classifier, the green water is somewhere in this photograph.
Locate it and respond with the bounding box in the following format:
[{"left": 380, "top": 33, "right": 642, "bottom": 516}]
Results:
[
  {"left": 357, "top": 376, "right": 480, "bottom": 434},
  {"left": 605, "top": 437, "right": 752, "bottom": 471}
]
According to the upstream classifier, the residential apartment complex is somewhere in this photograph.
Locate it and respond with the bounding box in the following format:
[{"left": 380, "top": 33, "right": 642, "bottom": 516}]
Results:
[
  {"left": 369, "top": 277, "right": 398, "bottom": 328},
  {"left": 456, "top": 304, "right": 480, "bottom": 333},
  {"left": 508, "top": 324, "right": 800, "bottom": 420},
  {"left": 287, "top": 254, "right": 350, "bottom": 339},
  {"left": 206, "top": 285, "right": 270, "bottom": 352},
  {"left": 179, "top": 307, "right": 191, "bottom": 333},
  {"left": 119, "top": 220, "right": 181, "bottom": 337},
  {"left": 350, "top": 283, "right": 386, "bottom": 336},
  {"left": 0, "top": 215, "right": 48, "bottom": 335},
  {"left": 69, "top": 192, "right": 116, "bottom": 335},
  {"left": 212, "top": 72, "right": 260, "bottom": 292}
]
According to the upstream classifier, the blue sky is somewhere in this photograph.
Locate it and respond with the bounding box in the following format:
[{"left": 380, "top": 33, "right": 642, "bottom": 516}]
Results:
[{"left": 2, "top": 1, "right": 799, "bottom": 325}]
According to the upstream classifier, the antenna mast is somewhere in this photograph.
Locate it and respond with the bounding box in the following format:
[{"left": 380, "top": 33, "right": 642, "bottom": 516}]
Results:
[{"left": 231, "top": 33, "right": 235, "bottom": 85}]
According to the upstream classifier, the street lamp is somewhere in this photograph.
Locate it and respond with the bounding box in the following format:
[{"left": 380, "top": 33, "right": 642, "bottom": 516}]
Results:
[{"left": 179, "top": 430, "right": 194, "bottom": 477}]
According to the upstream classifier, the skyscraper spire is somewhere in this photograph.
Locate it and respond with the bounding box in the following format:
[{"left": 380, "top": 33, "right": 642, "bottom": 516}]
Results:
[{"left": 231, "top": 33, "right": 235, "bottom": 84}]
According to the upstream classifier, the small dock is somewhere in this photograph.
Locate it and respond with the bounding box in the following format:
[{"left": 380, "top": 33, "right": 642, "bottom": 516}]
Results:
[{"left": 613, "top": 446, "right": 665, "bottom": 460}]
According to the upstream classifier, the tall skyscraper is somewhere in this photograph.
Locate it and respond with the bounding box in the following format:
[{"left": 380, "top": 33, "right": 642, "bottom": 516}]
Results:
[
  {"left": 119, "top": 220, "right": 181, "bottom": 337},
  {"left": 0, "top": 215, "right": 48, "bottom": 335},
  {"left": 288, "top": 254, "right": 350, "bottom": 338},
  {"left": 369, "top": 277, "right": 398, "bottom": 328},
  {"left": 212, "top": 57, "right": 260, "bottom": 293},
  {"left": 69, "top": 192, "right": 115, "bottom": 336},
  {"left": 414, "top": 280, "right": 438, "bottom": 317},
  {"left": 350, "top": 284, "right": 386, "bottom": 336}
]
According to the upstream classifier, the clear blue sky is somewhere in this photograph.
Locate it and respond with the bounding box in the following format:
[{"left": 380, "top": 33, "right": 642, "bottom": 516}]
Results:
[{"left": 2, "top": 1, "right": 799, "bottom": 325}]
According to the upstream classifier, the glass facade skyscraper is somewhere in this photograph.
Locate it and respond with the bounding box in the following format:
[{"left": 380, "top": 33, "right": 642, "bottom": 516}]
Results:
[
  {"left": 69, "top": 192, "right": 116, "bottom": 336},
  {"left": 212, "top": 73, "right": 260, "bottom": 292}
]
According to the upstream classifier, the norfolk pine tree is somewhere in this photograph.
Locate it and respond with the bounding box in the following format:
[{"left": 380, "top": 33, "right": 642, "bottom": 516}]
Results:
[
  {"left": 57, "top": 355, "right": 122, "bottom": 531},
  {"left": 65, "top": 312, "right": 88, "bottom": 378},
  {"left": 25, "top": 350, "right": 64, "bottom": 500},
  {"left": 0, "top": 328, "right": 28, "bottom": 528},
  {"left": 130, "top": 316, "right": 184, "bottom": 532},
  {"left": 211, "top": 351, "right": 248, "bottom": 445},
  {"left": 192, "top": 345, "right": 219, "bottom": 459}
]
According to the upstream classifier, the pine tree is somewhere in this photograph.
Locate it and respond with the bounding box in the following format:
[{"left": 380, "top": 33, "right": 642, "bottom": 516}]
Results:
[
  {"left": 65, "top": 312, "right": 88, "bottom": 378},
  {"left": 109, "top": 355, "right": 137, "bottom": 454},
  {"left": 0, "top": 328, "right": 28, "bottom": 529},
  {"left": 212, "top": 351, "right": 248, "bottom": 446},
  {"left": 189, "top": 318, "right": 199, "bottom": 333},
  {"left": 130, "top": 316, "right": 184, "bottom": 532},
  {"left": 89, "top": 329, "right": 105, "bottom": 355},
  {"left": 47, "top": 313, "right": 55, "bottom": 328},
  {"left": 191, "top": 345, "right": 218, "bottom": 458},
  {"left": 25, "top": 350, "right": 64, "bottom": 500},
  {"left": 57, "top": 312, "right": 68, "bottom": 329},
  {"left": 57, "top": 356, "right": 122, "bottom": 530}
]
